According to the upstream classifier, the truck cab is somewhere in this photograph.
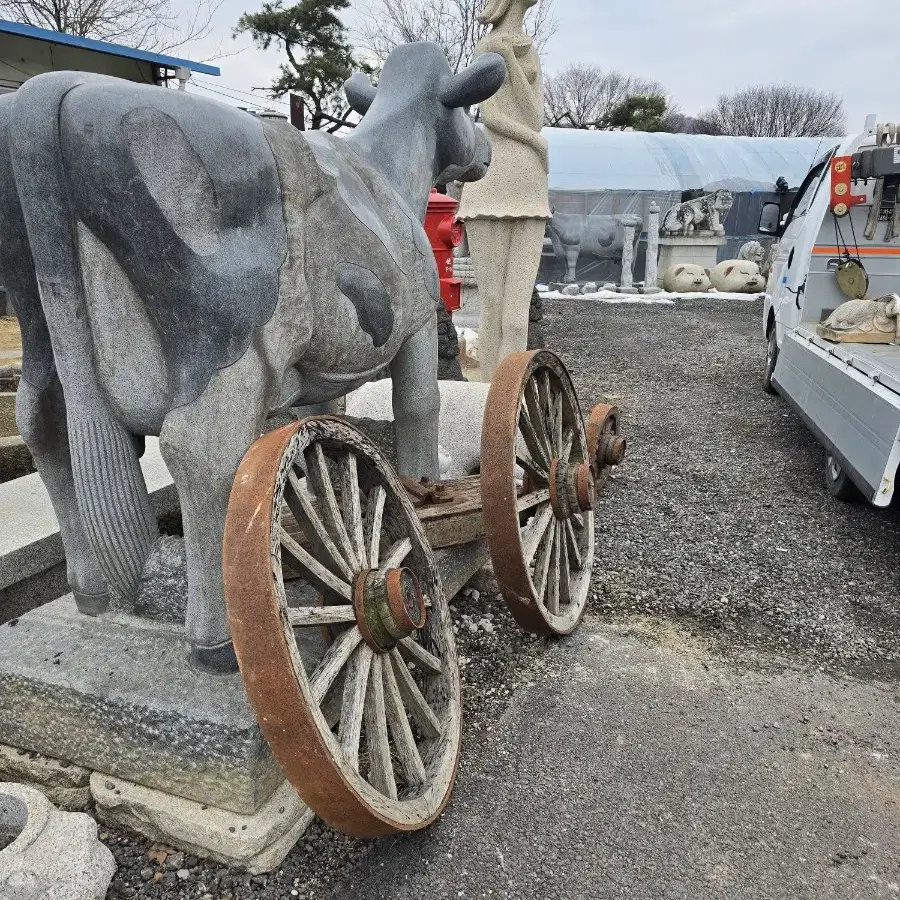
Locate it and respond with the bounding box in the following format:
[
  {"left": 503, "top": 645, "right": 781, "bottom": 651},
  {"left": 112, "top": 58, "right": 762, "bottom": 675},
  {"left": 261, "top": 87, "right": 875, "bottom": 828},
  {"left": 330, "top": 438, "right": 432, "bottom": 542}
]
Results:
[{"left": 761, "top": 117, "right": 900, "bottom": 504}]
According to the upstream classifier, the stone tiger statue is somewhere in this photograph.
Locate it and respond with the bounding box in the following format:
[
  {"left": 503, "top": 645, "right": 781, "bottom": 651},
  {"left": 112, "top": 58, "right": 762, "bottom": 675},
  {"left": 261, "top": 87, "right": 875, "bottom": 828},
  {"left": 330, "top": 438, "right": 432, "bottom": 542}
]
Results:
[{"left": 662, "top": 189, "right": 734, "bottom": 236}]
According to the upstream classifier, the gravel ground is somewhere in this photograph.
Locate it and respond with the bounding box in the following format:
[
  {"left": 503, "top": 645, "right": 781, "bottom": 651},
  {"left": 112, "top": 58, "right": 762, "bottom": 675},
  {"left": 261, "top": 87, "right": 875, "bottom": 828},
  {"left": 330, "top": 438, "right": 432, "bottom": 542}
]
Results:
[
  {"left": 550, "top": 295, "right": 900, "bottom": 678},
  {"left": 103, "top": 296, "right": 900, "bottom": 898}
]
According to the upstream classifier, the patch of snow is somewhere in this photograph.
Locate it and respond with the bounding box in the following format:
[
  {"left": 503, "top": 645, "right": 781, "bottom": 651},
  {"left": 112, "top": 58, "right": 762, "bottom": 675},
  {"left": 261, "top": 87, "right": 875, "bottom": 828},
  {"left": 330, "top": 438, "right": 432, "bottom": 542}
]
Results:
[{"left": 539, "top": 288, "right": 764, "bottom": 304}]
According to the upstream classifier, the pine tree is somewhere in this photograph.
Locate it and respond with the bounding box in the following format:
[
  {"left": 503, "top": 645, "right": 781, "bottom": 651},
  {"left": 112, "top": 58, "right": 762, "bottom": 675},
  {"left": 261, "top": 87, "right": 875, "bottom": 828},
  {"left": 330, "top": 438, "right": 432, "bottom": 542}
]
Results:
[{"left": 235, "top": 0, "right": 371, "bottom": 131}]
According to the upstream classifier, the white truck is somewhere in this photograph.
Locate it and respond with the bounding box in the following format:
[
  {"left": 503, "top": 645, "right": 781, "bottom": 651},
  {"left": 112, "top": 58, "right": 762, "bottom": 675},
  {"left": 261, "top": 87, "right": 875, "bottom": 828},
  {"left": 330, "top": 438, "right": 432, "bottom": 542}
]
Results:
[{"left": 762, "top": 116, "right": 900, "bottom": 505}]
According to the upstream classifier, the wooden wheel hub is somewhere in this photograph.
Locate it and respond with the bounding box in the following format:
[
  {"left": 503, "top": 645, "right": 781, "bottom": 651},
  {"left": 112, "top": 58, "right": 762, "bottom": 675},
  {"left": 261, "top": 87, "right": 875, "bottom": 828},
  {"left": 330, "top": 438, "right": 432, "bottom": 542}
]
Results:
[
  {"left": 549, "top": 458, "right": 596, "bottom": 519},
  {"left": 353, "top": 567, "right": 426, "bottom": 653},
  {"left": 596, "top": 433, "right": 626, "bottom": 468}
]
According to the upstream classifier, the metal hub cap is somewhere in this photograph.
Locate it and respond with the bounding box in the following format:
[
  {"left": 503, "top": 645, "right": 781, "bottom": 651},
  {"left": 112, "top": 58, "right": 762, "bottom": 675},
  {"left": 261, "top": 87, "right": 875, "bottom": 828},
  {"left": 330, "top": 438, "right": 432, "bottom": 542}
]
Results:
[
  {"left": 353, "top": 567, "right": 427, "bottom": 653},
  {"left": 549, "top": 458, "right": 596, "bottom": 519},
  {"left": 595, "top": 433, "right": 626, "bottom": 469}
]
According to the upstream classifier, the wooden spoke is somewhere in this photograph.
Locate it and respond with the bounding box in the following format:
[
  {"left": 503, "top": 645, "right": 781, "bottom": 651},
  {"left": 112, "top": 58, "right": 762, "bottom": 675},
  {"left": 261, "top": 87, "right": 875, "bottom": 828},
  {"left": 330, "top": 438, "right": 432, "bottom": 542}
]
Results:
[
  {"left": 285, "top": 471, "right": 354, "bottom": 582},
  {"left": 310, "top": 625, "right": 363, "bottom": 706},
  {"left": 339, "top": 453, "right": 366, "bottom": 569},
  {"left": 288, "top": 605, "right": 356, "bottom": 627},
  {"left": 363, "top": 485, "right": 386, "bottom": 568},
  {"left": 546, "top": 523, "right": 561, "bottom": 615},
  {"left": 559, "top": 523, "right": 572, "bottom": 608},
  {"left": 382, "top": 655, "right": 426, "bottom": 787},
  {"left": 533, "top": 522, "right": 555, "bottom": 601},
  {"left": 517, "top": 451, "right": 548, "bottom": 484},
  {"left": 552, "top": 390, "right": 564, "bottom": 457},
  {"left": 521, "top": 503, "right": 554, "bottom": 565},
  {"left": 561, "top": 427, "right": 574, "bottom": 465},
  {"left": 363, "top": 655, "right": 397, "bottom": 800},
  {"left": 390, "top": 650, "right": 442, "bottom": 740},
  {"left": 524, "top": 380, "right": 552, "bottom": 465},
  {"left": 280, "top": 527, "right": 352, "bottom": 601},
  {"left": 517, "top": 487, "right": 551, "bottom": 512},
  {"left": 538, "top": 371, "right": 553, "bottom": 443},
  {"left": 518, "top": 403, "right": 550, "bottom": 471},
  {"left": 398, "top": 636, "right": 443, "bottom": 676},
  {"left": 378, "top": 537, "right": 412, "bottom": 575},
  {"left": 563, "top": 517, "right": 582, "bottom": 570},
  {"left": 338, "top": 645, "right": 373, "bottom": 770},
  {"left": 306, "top": 443, "right": 360, "bottom": 571}
]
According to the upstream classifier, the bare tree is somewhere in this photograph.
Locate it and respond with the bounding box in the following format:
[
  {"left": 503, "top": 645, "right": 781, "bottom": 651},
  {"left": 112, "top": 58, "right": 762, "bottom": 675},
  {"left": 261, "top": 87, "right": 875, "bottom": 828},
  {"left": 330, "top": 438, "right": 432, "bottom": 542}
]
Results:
[
  {"left": 0, "top": 0, "right": 225, "bottom": 53},
  {"left": 543, "top": 62, "right": 673, "bottom": 129},
  {"left": 697, "top": 83, "right": 846, "bottom": 137},
  {"left": 354, "top": 0, "right": 557, "bottom": 74}
]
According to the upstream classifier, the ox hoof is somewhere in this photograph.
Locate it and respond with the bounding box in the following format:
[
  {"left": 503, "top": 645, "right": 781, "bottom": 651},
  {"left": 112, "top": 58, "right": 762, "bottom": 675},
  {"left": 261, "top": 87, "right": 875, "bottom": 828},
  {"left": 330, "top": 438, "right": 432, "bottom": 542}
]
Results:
[
  {"left": 73, "top": 592, "right": 110, "bottom": 617},
  {"left": 189, "top": 642, "right": 239, "bottom": 675}
]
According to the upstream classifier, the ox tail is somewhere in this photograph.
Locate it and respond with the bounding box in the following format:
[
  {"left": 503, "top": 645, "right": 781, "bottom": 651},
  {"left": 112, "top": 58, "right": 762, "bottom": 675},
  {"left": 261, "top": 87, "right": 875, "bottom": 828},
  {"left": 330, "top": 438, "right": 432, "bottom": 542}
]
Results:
[{"left": 9, "top": 72, "right": 158, "bottom": 603}]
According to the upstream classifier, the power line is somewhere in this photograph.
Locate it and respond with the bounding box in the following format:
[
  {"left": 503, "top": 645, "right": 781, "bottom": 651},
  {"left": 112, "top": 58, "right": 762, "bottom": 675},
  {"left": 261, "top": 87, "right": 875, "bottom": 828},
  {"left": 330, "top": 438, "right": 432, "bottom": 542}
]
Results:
[
  {"left": 191, "top": 80, "right": 276, "bottom": 111},
  {"left": 193, "top": 77, "right": 288, "bottom": 108}
]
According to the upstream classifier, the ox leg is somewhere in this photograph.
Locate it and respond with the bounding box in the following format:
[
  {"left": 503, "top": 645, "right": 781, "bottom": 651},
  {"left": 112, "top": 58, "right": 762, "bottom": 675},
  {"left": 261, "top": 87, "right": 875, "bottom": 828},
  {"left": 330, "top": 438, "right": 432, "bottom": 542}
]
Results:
[
  {"left": 159, "top": 345, "right": 271, "bottom": 675},
  {"left": 16, "top": 374, "right": 108, "bottom": 614},
  {"left": 390, "top": 317, "right": 440, "bottom": 481}
]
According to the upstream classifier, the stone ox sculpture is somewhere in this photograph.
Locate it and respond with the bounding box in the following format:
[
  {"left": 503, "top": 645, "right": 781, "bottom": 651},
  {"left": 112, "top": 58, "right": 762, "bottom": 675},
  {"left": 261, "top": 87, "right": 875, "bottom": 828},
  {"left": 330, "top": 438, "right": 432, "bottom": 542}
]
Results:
[{"left": 2, "top": 43, "right": 507, "bottom": 672}]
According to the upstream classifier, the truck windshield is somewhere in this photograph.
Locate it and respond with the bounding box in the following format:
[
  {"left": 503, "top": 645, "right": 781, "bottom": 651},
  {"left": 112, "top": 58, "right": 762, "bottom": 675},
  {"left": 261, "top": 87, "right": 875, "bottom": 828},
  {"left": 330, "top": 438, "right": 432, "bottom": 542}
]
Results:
[{"left": 783, "top": 147, "right": 838, "bottom": 230}]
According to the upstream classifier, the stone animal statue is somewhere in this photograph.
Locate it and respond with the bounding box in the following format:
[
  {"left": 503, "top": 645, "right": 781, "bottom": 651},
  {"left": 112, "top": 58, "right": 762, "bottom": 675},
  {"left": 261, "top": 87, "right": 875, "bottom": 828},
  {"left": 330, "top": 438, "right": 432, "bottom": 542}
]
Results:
[
  {"left": 662, "top": 264, "right": 711, "bottom": 293},
  {"left": 4, "top": 43, "right": 507, "bottom": 672},
  {"left": 661, "top": 190, "right": 734, "bottom": 236},
  {"left": 709, "top": 260, "right": 765, "bottom": 293},
  {"left": 738, "top": 241, "right": 765, "bottom": 267},
  {"left": 817, "top": 294, "right": 900, "bottom": 344},
  {"left": 547, "top": 212, "right": 642, "bottom": 283}
]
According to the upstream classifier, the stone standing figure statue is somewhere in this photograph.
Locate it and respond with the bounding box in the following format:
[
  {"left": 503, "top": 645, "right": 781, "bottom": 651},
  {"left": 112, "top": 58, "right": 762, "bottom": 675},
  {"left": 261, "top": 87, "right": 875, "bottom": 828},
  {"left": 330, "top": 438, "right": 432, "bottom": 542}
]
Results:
[{"left": 458, "top": 0, "right": 550, "bottom": 381}]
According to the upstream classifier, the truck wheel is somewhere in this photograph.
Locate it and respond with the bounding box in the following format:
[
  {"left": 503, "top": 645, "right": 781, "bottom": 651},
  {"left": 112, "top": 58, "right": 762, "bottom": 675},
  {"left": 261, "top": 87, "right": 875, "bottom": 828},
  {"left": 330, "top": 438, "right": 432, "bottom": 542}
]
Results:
[
  {"left": 763, "top": 328, "right": 778, "bottom": 395},
  {"left": 825, "top": 454, "right": 858, "bottom": 501}
]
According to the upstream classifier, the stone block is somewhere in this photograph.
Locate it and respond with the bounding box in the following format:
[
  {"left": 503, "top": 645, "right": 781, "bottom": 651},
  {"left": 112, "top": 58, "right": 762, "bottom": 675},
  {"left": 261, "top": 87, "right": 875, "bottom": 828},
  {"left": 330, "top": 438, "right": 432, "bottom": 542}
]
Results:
[
  {"left": 657, "top": 234, "right": 725, "bottom": 274},
  {"left": 0, "top": 596, "right": 280, "bottom": 815},
  {"left": 92, "top": 774, "right": 313, "bottom": 875},
  {"left": 346, "top": 380, "right": 489, "bottom": 478},
  {"left": 0, "top": 744, "right": 90, "bottom": 789},
  {"left": 0, "top": 782, "right": 115, "bottom": 899}
]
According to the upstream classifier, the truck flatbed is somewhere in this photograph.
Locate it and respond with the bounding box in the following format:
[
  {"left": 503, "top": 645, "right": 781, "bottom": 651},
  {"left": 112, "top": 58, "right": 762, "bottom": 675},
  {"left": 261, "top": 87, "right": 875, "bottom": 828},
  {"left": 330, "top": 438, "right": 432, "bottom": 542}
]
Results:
[{"left": 774, "top": 324, "right": 900, "bottom": 506}]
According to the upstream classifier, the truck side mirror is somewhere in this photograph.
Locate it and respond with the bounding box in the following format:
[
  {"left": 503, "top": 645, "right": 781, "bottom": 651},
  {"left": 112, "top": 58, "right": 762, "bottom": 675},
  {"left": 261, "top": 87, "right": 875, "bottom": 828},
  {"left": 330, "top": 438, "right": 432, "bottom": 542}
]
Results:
[{"left": 759, "top": 202, "right": 781, "bottom": 235}]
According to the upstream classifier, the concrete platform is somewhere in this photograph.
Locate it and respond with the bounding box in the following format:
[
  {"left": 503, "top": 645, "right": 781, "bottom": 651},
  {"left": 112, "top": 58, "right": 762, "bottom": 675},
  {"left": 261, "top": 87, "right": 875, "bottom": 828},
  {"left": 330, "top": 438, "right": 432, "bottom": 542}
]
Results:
[{"left": 0, "top": 595, "right": 280, "bottom": 815}]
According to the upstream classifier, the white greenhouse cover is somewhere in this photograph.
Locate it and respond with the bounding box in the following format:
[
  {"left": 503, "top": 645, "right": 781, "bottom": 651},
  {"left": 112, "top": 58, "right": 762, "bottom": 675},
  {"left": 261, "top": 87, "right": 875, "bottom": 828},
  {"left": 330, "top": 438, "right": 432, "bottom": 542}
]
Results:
[{"left": 544, "top": 128, "right": 836, "bottom": 194}]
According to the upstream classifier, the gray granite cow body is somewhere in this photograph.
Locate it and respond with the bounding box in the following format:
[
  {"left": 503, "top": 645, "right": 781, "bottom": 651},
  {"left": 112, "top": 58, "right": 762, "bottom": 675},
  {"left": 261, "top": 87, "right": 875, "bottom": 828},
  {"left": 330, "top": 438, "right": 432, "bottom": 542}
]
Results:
[{"left": 3, "top": 43, "right": 505, "bottom": 672}]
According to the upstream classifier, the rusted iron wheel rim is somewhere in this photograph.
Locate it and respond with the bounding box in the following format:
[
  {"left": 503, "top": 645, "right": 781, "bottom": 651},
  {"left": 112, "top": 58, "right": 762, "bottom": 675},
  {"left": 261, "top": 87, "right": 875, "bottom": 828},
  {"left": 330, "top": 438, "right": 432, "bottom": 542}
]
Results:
[
  {"left": 224, "top": 417, "right": 461, "bottom": 837},
  {"left": 586, "top": 403, "right": 625, "bottom": 492},
  {"left": 481, "top": 351, "right": 596, "bottom": 635}
]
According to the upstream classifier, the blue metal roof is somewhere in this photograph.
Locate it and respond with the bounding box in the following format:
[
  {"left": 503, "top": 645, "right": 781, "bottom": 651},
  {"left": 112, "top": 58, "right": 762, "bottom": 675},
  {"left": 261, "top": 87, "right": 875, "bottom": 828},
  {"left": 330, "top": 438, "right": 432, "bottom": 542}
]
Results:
[
  {"left": 0, "top": 18, "right": 221, "bottom": 76},
  {"left": 545, "top": 128, "right": 837, "bottom": 194}
]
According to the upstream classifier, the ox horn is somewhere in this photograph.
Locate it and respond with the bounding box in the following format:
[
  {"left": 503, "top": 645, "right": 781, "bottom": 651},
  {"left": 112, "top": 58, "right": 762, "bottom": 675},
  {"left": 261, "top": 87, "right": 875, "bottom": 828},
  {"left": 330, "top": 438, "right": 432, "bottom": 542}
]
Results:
[
  {"left": 439, "top": 52, "right": 507, "bottom": 110},
  {"left": 345, "top": 72, "right": 377, "bottom": 116}
]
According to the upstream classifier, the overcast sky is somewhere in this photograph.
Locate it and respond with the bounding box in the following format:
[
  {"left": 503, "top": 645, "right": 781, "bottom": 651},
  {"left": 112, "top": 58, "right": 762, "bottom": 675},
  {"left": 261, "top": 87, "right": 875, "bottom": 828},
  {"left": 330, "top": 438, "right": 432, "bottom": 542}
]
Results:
[{"left": 182, "top": 0, "right": 898, "bottom": 132}]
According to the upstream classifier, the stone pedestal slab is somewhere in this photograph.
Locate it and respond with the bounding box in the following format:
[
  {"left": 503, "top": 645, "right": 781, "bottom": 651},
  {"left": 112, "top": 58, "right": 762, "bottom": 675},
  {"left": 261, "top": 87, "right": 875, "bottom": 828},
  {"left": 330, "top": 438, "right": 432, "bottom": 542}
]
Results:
[
  {"left": 657, "top": 234, "right": 726, "bottom": 273},
  {"left": 0, "top": 596, "right": 280, "bottom": 815},
  {"left": 92, "top": 775, "right": 312, "bottom": 875}
]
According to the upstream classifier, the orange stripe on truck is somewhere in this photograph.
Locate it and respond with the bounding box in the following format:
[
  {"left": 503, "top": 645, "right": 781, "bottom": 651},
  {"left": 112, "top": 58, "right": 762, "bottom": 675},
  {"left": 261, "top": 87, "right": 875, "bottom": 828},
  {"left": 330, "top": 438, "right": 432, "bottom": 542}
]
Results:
[{"left": 812, "top": 246, "right": 900, "bottom": 256}]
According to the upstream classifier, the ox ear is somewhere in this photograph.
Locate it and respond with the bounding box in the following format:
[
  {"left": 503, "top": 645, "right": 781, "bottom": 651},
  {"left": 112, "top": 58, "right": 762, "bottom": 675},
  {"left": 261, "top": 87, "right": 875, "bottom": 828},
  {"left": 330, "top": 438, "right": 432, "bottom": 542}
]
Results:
[
  {"left": 345, "top": 72, "right": 377, "bottom": 116},
  {"left": 440, "top": 52, "right": 507, "bottom": 109}
]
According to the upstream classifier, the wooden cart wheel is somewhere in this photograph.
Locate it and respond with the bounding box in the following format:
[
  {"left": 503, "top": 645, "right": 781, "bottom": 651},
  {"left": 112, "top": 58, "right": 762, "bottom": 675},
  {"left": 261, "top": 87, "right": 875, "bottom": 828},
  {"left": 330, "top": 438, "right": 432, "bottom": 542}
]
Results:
[
  {"left": 586, "top": 403, "right": 625, "bottom": 493},
  {"left": 223, "top": 418, "right": 461, "bottom": 837},
  {"left": 481, "top": 350, "right": 596, "bottom": 636}
]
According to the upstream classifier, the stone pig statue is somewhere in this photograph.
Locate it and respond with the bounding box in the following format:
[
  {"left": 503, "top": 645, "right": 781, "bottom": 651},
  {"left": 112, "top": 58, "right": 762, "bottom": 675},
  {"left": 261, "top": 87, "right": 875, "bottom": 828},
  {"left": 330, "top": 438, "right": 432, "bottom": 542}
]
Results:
[
  {"left": 709, "top": 260, "right": 765, "bottom": 293},
  {"left": 662, "top": 264, "right": 711, "bottom": 293}
]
